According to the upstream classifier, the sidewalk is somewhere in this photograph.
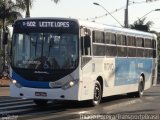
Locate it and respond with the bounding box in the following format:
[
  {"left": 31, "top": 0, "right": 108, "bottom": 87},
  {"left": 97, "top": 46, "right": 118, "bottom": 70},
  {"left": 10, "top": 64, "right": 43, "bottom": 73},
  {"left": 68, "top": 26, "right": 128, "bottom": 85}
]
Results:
[
  {"left": 0, "top": 87, "right": 10, "bottom": 96},
  {"left": 0, "top": 77, "right": 10, "bottom": 87},
  {"left": 144, "top": 84, "right": 160, "bottom": 94}
]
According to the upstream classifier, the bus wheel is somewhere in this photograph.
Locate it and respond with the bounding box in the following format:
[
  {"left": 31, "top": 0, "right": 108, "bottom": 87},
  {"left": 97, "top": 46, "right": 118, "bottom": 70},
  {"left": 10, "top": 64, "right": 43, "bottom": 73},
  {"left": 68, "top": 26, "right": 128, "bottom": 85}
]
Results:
[
  {"left": 135, "top": 76, "right": 144, "bottom": 98},
  {"left": 91, "top": 81, "right": 102, "bottom": 106},
  {"left": 34, "top": 100, "right": 48, "bottom": 106},
  {"left": 127, "top": 76, "right": 144, "bottom": 98}
]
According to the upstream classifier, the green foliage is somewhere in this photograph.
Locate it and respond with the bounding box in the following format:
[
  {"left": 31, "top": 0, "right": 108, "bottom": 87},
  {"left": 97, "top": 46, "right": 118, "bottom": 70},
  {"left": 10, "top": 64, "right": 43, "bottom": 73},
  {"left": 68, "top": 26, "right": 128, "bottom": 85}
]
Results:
[
  {"left": 157, "top": 36, "right": 160, "bottom": 73},
  {"left": 16, "top": 0, "right": 60, "bottom": 17},
  {"left": 0, "top": 0, "right": 23, "bottom": 30},
  {"left": 130, "top": 17, "right": 153, "bottom": 32},
  {"left": 52, "top": 0, "right": 60, "bottom": 4},
  {"left": 0, "top": 49, "right": 3, "bottom": 57}
]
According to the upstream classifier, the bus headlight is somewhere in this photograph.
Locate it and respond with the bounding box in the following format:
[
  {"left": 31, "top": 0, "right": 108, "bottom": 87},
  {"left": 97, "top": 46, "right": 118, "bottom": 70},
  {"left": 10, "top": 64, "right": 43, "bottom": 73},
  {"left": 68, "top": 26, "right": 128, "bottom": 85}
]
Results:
[
  {"left": 69, "top": 81, "right": 74, "bottom": 86},
  {"left": 62, "top": 79, "right": 78, "bottom": 90},
  {"left": 12, "top": 80, "right": 22, "bottom": 88}
]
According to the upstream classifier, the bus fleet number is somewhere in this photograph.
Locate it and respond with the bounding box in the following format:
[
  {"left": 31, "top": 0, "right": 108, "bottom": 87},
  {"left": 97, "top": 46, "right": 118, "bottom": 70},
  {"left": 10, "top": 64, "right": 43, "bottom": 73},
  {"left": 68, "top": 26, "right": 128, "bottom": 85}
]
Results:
[{"left": 23, "top": 21, "right": 36, "bottom": 27}]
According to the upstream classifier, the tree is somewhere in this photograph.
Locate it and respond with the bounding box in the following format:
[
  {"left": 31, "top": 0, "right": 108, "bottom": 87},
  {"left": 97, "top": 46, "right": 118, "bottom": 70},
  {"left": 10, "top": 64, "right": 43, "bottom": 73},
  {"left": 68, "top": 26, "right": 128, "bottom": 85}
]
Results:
[
  {"left": 130, "top": 17, "right": 153, "bottom": 32},
  {"left": 16, "top": 0, "right": 60, "bottom": 18},
  {"left": 0, "top": 21, "right": 2, "bottom": 28},
  {"left": 0, "top": 0, "right": 23, "bottom": 30},
  {"left": 15, "top": 0, "right": 33, "bottom": 18},
  {"left": 0, "top": 0, "right": 23, "bottom": 71},
  {"left": 52, "top": 0, "right": 60, "bottom": 4},
  {"left": 0, "top": 0, "right": 23, "bottom": 45},
  {"left": 0, "top": 0, "right": 22, "bottom": 44}
]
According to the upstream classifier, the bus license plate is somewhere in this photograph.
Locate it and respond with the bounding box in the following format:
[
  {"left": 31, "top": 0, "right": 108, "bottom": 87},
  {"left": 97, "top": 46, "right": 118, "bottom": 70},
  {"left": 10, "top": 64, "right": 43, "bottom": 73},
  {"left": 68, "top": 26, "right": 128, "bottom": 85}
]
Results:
[{"left": 35, "top": 92, "right": 47, "bottom": 97}]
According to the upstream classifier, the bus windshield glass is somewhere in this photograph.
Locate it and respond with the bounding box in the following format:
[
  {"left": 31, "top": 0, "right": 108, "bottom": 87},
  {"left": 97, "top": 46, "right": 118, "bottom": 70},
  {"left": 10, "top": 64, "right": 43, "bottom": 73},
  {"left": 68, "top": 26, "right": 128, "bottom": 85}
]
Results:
[{"left": 12, "top": 32, "right": 78, "bottom": 70}]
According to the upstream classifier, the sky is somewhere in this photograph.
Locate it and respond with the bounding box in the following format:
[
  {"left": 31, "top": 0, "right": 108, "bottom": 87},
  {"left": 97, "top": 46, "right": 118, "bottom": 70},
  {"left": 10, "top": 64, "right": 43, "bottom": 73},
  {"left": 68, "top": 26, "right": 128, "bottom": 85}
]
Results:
[{"left": 28, "top": 0, "right": 160, "bottom": 32}]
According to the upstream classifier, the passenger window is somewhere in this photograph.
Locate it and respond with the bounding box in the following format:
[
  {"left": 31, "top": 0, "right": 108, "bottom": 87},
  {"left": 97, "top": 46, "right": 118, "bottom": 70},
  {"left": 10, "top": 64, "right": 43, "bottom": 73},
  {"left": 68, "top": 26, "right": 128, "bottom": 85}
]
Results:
[
  {"left": 110, "top": 33, "right": 116, "bottom": 44},
  {"left": 105, "top": 32, "right": 110, "bottom": 44},
  {"left": 81, "top": 28, "right": 91, "bottom": 56},
  {"left": 121, "top": 35, "right": 126, "bottom": 45},
  {"left": 116, "top": 34, "right": 121, "bottom": 45}
]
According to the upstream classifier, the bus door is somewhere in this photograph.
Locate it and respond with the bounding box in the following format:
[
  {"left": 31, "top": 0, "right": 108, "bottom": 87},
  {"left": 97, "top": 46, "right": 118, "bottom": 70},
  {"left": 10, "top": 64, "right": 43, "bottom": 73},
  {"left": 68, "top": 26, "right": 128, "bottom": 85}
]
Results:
[
  {"left": 80, "top": 28, "right": 92, "bottom": 68},
  {"left": 80, "top": 28, "right": 94, "bottom": 99}
]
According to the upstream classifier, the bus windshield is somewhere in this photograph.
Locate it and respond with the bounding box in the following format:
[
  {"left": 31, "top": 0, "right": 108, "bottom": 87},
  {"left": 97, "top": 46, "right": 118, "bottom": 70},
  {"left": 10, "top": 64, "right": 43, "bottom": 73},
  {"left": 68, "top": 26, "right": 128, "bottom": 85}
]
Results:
[{"left": 12, "top": 32, "right": 78, "bottom": 70}]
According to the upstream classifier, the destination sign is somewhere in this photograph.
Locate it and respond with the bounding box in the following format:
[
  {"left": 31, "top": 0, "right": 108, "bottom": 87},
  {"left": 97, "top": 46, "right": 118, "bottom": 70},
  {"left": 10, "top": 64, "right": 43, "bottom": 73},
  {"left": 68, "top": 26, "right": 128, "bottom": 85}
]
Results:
[
  {"left": 22, "top": 21, "right": 70, "bottom": 28},
  {"left": 14, "top": 19, "right": 79, "bottom": 33}
]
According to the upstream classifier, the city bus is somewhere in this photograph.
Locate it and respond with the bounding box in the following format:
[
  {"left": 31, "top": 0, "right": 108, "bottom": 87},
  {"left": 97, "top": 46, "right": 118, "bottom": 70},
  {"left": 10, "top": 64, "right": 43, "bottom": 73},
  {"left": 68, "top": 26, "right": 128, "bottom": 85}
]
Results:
[{"left": 10, "top": 17, "right": 157, "bottom": 106}]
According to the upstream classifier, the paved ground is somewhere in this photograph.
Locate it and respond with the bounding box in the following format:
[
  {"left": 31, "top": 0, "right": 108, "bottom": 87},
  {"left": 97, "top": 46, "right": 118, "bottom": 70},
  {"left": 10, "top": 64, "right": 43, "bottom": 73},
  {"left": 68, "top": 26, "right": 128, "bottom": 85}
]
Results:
[
  {"left": 0, "top": 87, "right": 10, "bottom": 96},
  {"left": 0, "top": 85, "right": 160, "bottom": 120}
]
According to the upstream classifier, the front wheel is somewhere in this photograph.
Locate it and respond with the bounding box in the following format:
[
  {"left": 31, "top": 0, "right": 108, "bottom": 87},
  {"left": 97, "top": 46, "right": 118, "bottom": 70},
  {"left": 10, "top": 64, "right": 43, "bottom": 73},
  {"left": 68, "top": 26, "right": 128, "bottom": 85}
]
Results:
[{"left": 90, "top": 81, "right": 102, "bottom": 106}]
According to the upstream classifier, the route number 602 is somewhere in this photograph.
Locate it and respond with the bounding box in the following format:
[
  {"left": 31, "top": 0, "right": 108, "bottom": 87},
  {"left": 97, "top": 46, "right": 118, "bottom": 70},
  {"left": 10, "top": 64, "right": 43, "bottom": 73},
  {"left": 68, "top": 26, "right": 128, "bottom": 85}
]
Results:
[{"left": 23, "top": 21, "right": 36, "bottom": 27}]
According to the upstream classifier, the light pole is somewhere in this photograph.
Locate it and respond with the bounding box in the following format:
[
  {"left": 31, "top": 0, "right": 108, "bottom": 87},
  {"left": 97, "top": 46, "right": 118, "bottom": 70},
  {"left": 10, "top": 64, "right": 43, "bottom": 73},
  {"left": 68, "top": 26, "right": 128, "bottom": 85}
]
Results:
[
  {"left": 93, "top": 2, "right": 123, "bottom": 27},
  {"left": 124, "top": 0, "right": 129, "bottom": 28},
  {"left": 138, "top": 9, "right": 160, "bottom": 20},
  {"left": 25, "top": 0, "right": 30, "bottom": 18},
  {"left": 133, "top": 8, "right": 160, "bottom": 25},
  {"left": 132, "top": 9, "right": 160, "bottom": 32}
]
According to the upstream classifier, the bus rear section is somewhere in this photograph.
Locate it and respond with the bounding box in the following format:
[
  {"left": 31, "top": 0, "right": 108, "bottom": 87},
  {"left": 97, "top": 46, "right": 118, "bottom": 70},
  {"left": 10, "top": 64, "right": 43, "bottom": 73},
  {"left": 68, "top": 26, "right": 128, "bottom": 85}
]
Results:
[{"left": 78, "top": 22, "right": 157, "bottom": 106}]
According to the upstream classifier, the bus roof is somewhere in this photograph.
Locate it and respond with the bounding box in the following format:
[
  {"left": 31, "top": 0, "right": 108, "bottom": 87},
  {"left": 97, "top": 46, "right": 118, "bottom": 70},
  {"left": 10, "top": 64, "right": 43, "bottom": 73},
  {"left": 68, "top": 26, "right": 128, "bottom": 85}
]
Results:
[
  {"left": 79, "top": 20, "right": 156, "bottom": 39},
  {"left": 14, "top": 17, "right": 156, "bottom": 39}
]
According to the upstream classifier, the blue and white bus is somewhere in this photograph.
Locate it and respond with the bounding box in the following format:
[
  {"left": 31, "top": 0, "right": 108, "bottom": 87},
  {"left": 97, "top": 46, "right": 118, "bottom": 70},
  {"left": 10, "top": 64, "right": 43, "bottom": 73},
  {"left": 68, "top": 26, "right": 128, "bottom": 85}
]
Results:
[{"left": 10, "top": 17, "right": 157, "bottom": 106}]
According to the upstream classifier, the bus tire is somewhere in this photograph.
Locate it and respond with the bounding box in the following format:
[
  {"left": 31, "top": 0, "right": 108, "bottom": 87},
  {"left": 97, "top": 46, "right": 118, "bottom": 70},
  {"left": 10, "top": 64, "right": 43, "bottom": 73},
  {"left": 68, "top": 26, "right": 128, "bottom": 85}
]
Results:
[
  {"left": 135, "top": 76, "right": 144, "bottom": 98},
  {"left": 127, "top": 76, "right": 144, "bottom": 98},
  {"left": 34, "top": 100, "right": 48, "bottom": 106},
  {"left": 90, "top": 81, "right": 102, "bottom": 106}
]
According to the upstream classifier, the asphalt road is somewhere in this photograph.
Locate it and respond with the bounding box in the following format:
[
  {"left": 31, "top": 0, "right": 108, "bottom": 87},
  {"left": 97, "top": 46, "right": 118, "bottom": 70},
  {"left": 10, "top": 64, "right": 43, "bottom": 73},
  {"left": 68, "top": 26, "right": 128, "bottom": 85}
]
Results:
[{"left": 0, "top": 85, "right": 160, "bottom": 120}]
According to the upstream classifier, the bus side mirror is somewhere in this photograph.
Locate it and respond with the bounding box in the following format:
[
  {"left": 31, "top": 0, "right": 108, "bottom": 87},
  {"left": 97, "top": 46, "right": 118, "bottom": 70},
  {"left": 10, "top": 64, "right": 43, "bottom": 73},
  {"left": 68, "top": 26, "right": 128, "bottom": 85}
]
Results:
[{"left": 3, "top": 32, "right": 8, "bottom": 45}]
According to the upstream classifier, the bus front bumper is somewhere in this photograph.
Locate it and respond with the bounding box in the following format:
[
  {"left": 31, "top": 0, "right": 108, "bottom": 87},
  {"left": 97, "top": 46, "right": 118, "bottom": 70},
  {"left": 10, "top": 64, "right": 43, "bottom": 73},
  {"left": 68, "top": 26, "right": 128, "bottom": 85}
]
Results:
[{"left": 9, "top": 83, "right": 79, "bottom": 101}]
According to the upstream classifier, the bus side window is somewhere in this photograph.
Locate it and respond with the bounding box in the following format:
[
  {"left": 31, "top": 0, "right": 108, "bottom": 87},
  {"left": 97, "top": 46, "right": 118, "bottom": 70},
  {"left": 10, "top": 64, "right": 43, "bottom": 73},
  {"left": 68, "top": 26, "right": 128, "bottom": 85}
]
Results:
[
  {"left": 81, "top": 37, "right": 84, "bottom": 55},
  {"left": 84, "top": 34, "right": 91, "bottom": 55},
  {"left": 81, "top": 29, "right": 91, "bottom": 56}
]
